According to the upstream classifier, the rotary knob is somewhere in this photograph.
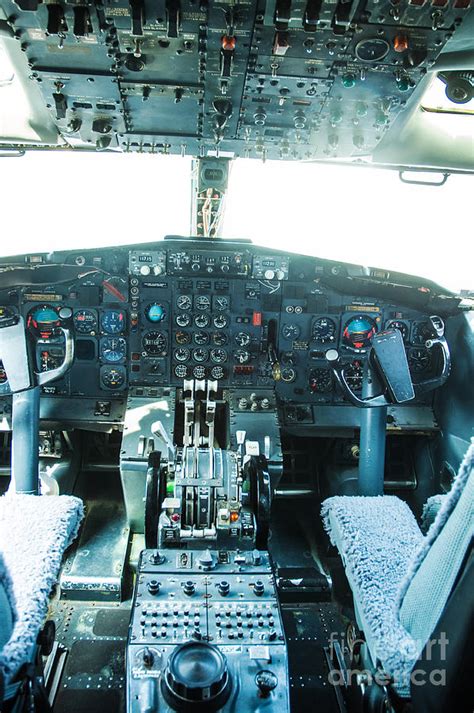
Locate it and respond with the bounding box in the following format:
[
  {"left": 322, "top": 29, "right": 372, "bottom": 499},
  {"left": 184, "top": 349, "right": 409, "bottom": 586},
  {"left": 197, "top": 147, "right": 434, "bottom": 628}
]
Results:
[{"left": 161, "top": 642, "right": 232, "bottom": 711}]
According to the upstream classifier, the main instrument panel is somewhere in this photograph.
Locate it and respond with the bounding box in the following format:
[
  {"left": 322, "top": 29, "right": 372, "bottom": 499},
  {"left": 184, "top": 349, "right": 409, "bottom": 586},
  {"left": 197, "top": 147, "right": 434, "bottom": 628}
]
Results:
[{"left": 0, "top": 238, "right": 448, "bottom": 424}]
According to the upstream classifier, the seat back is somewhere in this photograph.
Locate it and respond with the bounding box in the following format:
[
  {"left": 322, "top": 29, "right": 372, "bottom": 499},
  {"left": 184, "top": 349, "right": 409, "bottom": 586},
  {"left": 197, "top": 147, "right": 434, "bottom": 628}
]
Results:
[
  {"left": 398, "top": 439, "right": 474, "bottom": 646},
  {"left": 0, "top": 554, "right": 14, "bottom": 653}
]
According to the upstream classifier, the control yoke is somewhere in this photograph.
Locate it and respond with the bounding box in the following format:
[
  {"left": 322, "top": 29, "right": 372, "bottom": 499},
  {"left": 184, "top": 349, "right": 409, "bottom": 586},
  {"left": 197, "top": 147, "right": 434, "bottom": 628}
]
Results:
[
  {"left": 0, "top": 312, "right": 74, "bottom": 395},
  {"left": 325, "top": 315, "right": 451, "bottom": 408}
]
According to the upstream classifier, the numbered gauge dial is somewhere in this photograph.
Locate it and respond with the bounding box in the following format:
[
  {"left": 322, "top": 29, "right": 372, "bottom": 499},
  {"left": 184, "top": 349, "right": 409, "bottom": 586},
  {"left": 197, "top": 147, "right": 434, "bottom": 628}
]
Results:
[
  {"left": 408, "top": 347, "right": 431, "bottom": 373},
  {"left": 235, "top": 332, "right": 250, "bottom": 347},
  {"left": 281, "top": 351, "right": 296, "bottom": 366},
  {"left": 193, "top": 365, "right": 206, "bottom": 379},
  {"left": 386, "top": 320, "right": 409, "bottom": 343},
  {"left": 174, "top": 364, "right": 190, "bottom": 379},
  {"left": 101, "top": 309, "right": 126, "bottom": 335},
  {"left": 175, "top": 331, "right": 191, "bottom": 345},
  {"left": 234, "top": 349, "right": 250, "bottom": 364},
  {"left": 192, "top": 348, "right": 208, "bottom": 363},
  {"left": 211, "top": 348, "right": 227, "bottom": 364},
  {"left": 176, "top": 295, "right": 192, "bottom": 311},
  {"left": 281, "top": 367, "right": 296, "bottom": 383},
  {"left": 411, "top": 321, "right": 432, "bottom": 346},
  {"left": 312, "top": 317, "right": 336, "bottom": 343},
  {"left": 212, "top": 332, "right": 228, "bottom": 346},
  {"left": 211, "top": 365, "right": 226, "bottom": 380},
  {"left": 176, "top": 313, "right": 191, "bottom": 328},
  {"left": 282, "top": 324, "right": 300, "bottom": 340},
  {"left": 142, "top": 331, "right": 167, "bottom": 355},
  {"left": 213, "top": 296, "right": 230, "bottom": 311},
  {"left": 28, "top": 305, "right": 60, "bottom": 330},
  {"left": 194, "top": 331, "right": 210, "bottom": 345},
  {"left": 195, "top": 295, "right": 211, "bottom": 311},
  {"left": 100, "top": 337, "right": 127, "bottom": 363},
  {"left": 309, "top": 368, "right": 332, "bottom": 393},
  {"left": 74, "top": 309, "right": 97, "bottom": 334},
  {"left": 145, "top": 303, "right": 166, "bottom": 323},
  {"left": 100, "top": 365, "right": 126, "bottom": 390},
  {"left": 174, "top": 347, "right": 190, "bottom": 362},
  {"left": 342, "top": 315, "right": 377, "bottom": 350},
  {"left": 213, "top": 314, "right": 228, "bottom": 329},
  {"left": 195, "top": 314, "right": 211, "bottom": 328},
  {"left": 355, "top": 38, "right": 390, "bottom": 62}
]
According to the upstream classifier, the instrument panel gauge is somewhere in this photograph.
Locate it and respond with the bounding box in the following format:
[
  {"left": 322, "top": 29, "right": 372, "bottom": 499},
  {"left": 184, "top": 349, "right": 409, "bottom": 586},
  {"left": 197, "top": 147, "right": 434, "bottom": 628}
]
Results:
[
  {"left": 411, "top": 321, "right": 432, "bottom": 346},
  {"left": 281, "top": 367, "right": 296, "bottom": 383},
  {"left": 212, "top": 332, "right": 228, "bottom": 346},
  {"left": 101, "top": 309, "right": 126, "bottom": 335},
  {"left": 408, "top": 347, "right": 431, "bottom": 373},
  {"left": 281, "top": 351, "right": 296, "bottom": 366},
  {"left": 100, "top": 336, "right": 127, "bottom": 363},
  {"left": 195, "top": 295, "right": 211, "bottom": 311},
  {"left": 194, "top": 331, "right": 210, "bottom": 345},
  {"left": 312, "top": 317, "right": 336, "bottom": 343},
  {"left": 309, "top": 368, "right": 332, "bottom": 393},
  {"left": 100, "top": 365, "right": 126, "bottom": 390},
  {"left": 282, "top": 324, "right": 300, "bottom": 340},
  {"left": 386, "top": 320, "right": 409, "bottom": 343},
  {"left": 195, "top": 314, "right": 211, "bottom": 328},
  {"left": 176, "top": 295, "right": 192, "bottom": 311},
  {"left": 345, "top": 360, "right": 364, "bottom": 392},
  {"left": 193, "top": 365, "right": 206, "bottom": 379},
  {"left": 342, "top": 315, "right": 377, "bottom": 350},
  {"left": 142, "top": 331, "right": 167, "bottom": 355},
  {"left": 213, "top": 296, "right": 230, "bottom": 311},
  {"left": 174, "top": 364, "right": 190, "bottom": 379},
  {"left": 213, "top": 314, "right": 228, "bottom": 329},
  {"left": 192, "top": 348, "right": 208, "bottom": 363},
  {"left": 28, "top": 305, "right": 60, "bottom": 330},
  {"left": 175, "top": 347, "right": 190, "bottom": 362},
  {"left": 234, "top": 349, "right": 250, "bottom": 364},
  {"left": 235, "top": 331, "right": 250, "bottom": 347},
  {"left": 74, "top": 309, "right": 97, "bottom": 334},
  {"left": 175, "top": 331, "right": 191, "bottom": 345},
  {"left": 39, "top": 348, "right": 64, "bottom": 372},
  {"left": 176, "top": 313, "right": 191, "bottom": 328},
  {"left": 145, "top": 303, "right": 166, "bottom": 323},
  {"left": 211, "top": 365, "right": 226, "bottom": 380},
  {"left": 211, "top": 348, "right": 227, "bottom": 364},
  {"left": 355, "top": 38, "right": 390, "bottom": 62}
]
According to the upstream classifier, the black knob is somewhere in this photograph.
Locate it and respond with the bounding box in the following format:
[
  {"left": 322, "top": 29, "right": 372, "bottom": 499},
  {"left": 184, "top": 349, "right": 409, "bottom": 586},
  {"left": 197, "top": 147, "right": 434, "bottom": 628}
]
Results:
[
  {"left": 253, "top": 580, "right": 265, "bottom": 597},
  {"left": 218, "top": 580, "right": 230, "bottom": 597},
  {"left": 184, "top": 580, "right": 196, "bottom": 596},
  {"left": 150, "top": 551, "right": 165, "bottom": 565},
  {"left": 148, "top": 579, "right": 160, "bottom": 595},
  {"left": 142, "top": 648, "right": 154, "bottom": 668},
  {"left": 162, "top": 642, "right": 232, "bottom": 711},
  {"left": 255, "top": 670, "right": 278, "bottom": 698}
]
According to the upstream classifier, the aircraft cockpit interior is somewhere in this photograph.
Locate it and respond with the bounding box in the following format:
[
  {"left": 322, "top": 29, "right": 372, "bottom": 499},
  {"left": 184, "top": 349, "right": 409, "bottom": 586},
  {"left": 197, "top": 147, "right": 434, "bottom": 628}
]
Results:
[{"left": 0, "top": 0, "right": 473, "bottom": 712}]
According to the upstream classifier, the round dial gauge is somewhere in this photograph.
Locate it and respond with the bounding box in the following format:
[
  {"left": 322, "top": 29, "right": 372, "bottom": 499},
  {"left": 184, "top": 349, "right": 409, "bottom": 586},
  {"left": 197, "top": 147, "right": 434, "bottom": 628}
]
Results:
[
  {"left": 193, "top": 365, "right": 206, "bottom": 379},
  {"left": 142, "top": 331, "right": 167, "bottom": 355},
  {"left": 195, "top": 314, "right": 211, "bottom": 328},
  {"left": 100, "top": 365, "right": 126, "bottom": 390},
  {"left": 175, "top": 347, "right": 190, "bottom": 362},
  {"left": 28, "top": 305, "right": 60, "bottom": 329},
  {"left": 175, "top": 364, "right": 190, "bottom": 379},
  {"left": 176, "top": 295, "right": 192, "bottom": 310},
  {"left": 213, "top": 315, "right": 228, "bottom": 329},
  {"left": 101, "top": 309, "right": 126, "bottom": 335},
  {"left": 195, "top": 295, "right": 211, "bottom": 311},
  {"left": 343, "top": 315, "right": 377, "bottom": 350},
  {"left": 412, "top": 321, "right": 432, "bottom": 346},
  {"left": 74, "top": 309, "right": 97, "bottom": 334},
  {"left": 214, "top": 296, "right": 230, "bottom": 311},
  {"left": 309, "top": 368, "right": 332, "bottom": 393},
  {"left": 212, "top": 332, "right": 228, "bottom": 346},
  {"left": 345, "top": 360, "right": 364, "bottom": 391},
  {"left": 145, "top": 303, "right": 166, "bottom": 323},
  {"left": 192, "top": 348, "right": 208, "bottom": 363},
  {"left": 235, "top": 332, "right": 250, "bottom": 347},
  {"left": 194, "top": 331, "right": 210, "bottom": 345},
  {"left": 408, "top": 347, "right": 431, "bottom": 373},
  {"left": 312, "top": 317, "right": 336, "bottom": 343},
  {"left": 281, "top": 351, "right": 296, "bottom": 366},
  {"left": 211, "top": 365, "right": 226, "bottom": 380},
  {"left": 234, "top": 349, "right": 250, "bottom": 364},
  {"left": 211, "top": 348, "right": 227, "bottom": 364},
  {"left": 176, "top": 313, "right": 191, "bottom": 327},
  {"left": 282, "top": 324, "right": 300, "bottom": 340},
  {"left": 355, "top": 38, "right": 390, "bottom": 62},
  {"left": 100, "top": 337, "right": 127, "bottom": 363},
  {"left": 281, "top": 367, "right": 296, "bottom": 383},
  {"left": 386, "top": 320, "right": 409, "bottom": 343},
  {"left": 175, "top": 331, "right": 191, "bottom": 345}
]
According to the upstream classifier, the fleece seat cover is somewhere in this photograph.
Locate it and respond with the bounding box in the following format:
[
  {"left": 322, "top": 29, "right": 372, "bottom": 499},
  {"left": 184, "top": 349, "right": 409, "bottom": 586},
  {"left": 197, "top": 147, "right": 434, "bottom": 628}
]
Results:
[
  {"left": 0, "top": 494, "right": 83, "bottom": 683},
  {"left": 321, "top": 495, "right": 423, "bottom": 694}
]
